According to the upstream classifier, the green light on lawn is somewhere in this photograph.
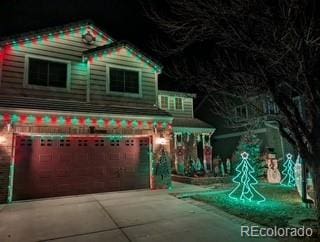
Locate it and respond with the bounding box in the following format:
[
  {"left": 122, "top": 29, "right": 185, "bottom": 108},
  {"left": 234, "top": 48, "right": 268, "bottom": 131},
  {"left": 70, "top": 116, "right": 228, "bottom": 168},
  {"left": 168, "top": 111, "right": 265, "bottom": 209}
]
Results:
[{"left": 228, "top": 152, "right": 266, "bottom": 204}]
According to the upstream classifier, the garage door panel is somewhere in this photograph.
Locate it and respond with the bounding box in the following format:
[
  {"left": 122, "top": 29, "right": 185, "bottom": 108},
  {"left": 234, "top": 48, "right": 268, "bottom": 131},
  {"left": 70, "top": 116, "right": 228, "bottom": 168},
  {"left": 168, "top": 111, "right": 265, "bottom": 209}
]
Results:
[{"left": 13, "top": 136, "right": 150, "bottom": 200}]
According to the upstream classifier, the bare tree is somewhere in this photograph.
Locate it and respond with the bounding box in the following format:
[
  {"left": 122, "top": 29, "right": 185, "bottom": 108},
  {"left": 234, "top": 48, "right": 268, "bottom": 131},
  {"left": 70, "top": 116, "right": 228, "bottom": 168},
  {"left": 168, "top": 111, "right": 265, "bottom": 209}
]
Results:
[{"left": 144, "top": 0, "right": 320, "bottom": 222}]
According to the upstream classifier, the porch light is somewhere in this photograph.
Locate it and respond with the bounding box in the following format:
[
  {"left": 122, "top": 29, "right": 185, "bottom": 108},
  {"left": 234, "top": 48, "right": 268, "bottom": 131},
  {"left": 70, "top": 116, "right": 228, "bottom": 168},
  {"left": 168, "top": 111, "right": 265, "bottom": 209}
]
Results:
[{"left": 0, "top": 135, "right": 7, "bottom": 145}]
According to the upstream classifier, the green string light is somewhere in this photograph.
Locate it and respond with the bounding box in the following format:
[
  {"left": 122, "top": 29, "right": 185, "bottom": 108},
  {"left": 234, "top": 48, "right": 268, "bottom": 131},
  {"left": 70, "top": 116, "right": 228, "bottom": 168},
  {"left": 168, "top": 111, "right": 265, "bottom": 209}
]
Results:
[
  {"left": 43, "top": 115, "right": 51, "bottom": 124},
  {"left": 97, "top": 118, "right": 104, "bottom": 127},
  {"left": 58, "top": 116, "right": 65, "bottom": 125},
  {"left": 110, "top": 119, "right": 116, "bottom": 127},
  {"left": 85, "top": 118, "right": 92, "bottom": 126},
  {"left": 27, "top": 115, "right": 36, "bottom": 124},
  {"left": 72, "top": 117, "right": 79, "bottom": 126},
  {"left": 229, "top": 152, "right": 266, "bottom": 204},
  {"left": 121, "top": 120, "right": 127, "bottom": 128},
  {"left": 280, "top": 153, "right": 296, "bottom": 187},
  {"left": 11, "top": 114, "right": 20, "bottom": 123},
  {"left": 132, "top": 120, "right": 138, "bottom": 128}
]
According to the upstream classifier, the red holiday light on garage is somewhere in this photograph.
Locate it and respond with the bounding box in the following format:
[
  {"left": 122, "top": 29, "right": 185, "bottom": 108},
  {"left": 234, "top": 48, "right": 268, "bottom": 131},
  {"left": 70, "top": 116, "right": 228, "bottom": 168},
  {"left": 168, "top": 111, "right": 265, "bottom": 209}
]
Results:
[
  {"left": 79, "top": 117, "right": 85, "bottom": 126},
  {"left": 36, "top": 116, "right": 43, "bottom": 124},
  {"left": 66, "top": 117, "right": 72, "bottom": 125},
  {"left": 51, "top": 116, "right": 57, "bottom": 124}
]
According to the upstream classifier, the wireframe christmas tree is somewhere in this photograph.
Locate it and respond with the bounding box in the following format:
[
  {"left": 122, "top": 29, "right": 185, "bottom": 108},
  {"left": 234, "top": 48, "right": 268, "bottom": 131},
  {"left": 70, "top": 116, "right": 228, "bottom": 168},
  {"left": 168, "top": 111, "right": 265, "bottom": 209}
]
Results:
[
  {"left": 229, "top": 152, "right": 265, "bottom": 203},
  {"left": 280, "top": 153, "right": 296, "bottom": 187}
]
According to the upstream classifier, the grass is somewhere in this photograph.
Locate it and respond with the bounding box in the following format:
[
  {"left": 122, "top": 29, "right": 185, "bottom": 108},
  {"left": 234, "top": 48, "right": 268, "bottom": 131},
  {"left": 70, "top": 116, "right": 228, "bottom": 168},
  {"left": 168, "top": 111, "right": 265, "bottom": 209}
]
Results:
[{"left": 191, "top": 183, "right": 316, "bottom": 228}]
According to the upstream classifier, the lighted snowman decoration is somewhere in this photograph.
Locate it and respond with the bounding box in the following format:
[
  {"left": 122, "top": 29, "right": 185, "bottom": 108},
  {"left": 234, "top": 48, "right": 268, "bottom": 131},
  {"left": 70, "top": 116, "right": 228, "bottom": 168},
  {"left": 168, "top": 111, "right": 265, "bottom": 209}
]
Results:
[{"left": 267, "top": 156, "right": 281, "bottom": 183}]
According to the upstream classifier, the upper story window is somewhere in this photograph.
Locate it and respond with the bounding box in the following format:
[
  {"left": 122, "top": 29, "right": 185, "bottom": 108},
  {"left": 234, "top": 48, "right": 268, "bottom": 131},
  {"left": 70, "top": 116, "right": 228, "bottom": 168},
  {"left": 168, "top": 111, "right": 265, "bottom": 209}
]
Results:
[
  {"left": 26, "top": 56, "right": 70, "bottom": 88},
  {"left": 108, "top": 67, "right": 141, "bottom": 95},
  {"left": 175, "top": 97, "right": 183, "bottom": 110},
  {"left": 235, "top": 104, "right": 248, "bottom": 121},
  {"left": 264, "top": 97, "right": 279, "bottom": 114},
  {"left": 160, "top": 96, "right": 169, "bottom": 109}
]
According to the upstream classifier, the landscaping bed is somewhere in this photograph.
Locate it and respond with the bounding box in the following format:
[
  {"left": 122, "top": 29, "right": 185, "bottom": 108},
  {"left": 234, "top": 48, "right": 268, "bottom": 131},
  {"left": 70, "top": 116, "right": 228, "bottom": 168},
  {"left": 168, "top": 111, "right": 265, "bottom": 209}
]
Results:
[
  {"left": 191, "top": 183, "right": 318, "bottom": 233},
  {"left": 172, "top": 174, "right": 231, "bottom": 185}
]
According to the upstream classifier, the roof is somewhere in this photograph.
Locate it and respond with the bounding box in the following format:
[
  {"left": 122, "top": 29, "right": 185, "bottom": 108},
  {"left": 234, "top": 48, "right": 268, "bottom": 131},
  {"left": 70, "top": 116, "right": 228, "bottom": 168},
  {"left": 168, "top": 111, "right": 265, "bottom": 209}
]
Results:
[
  {"left": 172, "top": 117, "right": 215, "bottom": 133},
  {"left": 158, "top": 90, "right": 196, "bottom": 98},
  {"left": 0, "top": 19, "right": 114, "bottom": 46},
  {"left": 0, "top": 96, "right": 172, "bottom": 120},
  {"left": 83, "top": 41, "right": 162, "bottom": 72}
]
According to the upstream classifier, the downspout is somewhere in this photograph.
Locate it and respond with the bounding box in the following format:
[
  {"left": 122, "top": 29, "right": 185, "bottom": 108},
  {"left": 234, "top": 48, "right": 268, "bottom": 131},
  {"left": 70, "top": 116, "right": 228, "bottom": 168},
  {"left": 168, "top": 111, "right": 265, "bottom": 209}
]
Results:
[{"left": 86, "top": 59, "right": 90, "bottom": 102}]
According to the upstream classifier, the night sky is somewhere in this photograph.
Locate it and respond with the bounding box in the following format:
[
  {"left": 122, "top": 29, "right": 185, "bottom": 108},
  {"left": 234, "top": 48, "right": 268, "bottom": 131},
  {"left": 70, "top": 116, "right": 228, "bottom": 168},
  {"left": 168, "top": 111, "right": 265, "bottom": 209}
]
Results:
[{"left": 0, "top": 0, "right": 183, "bottom": 91}]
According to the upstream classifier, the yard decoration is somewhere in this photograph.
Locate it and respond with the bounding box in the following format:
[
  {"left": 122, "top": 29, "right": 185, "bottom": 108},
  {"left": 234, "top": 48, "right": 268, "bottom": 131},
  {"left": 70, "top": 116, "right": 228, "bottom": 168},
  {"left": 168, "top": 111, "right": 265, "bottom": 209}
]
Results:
[
  {"left": 280, "top": 153, "right": 296, "bottom": 187},
  {"left": 155, "top": 148, "right": 171, "bottom": 181},
  {"left": 266, "top": 154, "right": 281, "bottom": 184},
  {"left": 226, "top": 158, "right": 231, "bottom": 174},
  {"left": 229, "top": 152, "right": 266, "bottom": 203},
  {"left": 234, "top": 132, "right": 265, "bottom": 178},
  {"left": 220, "top": 162, "right": 225, "bottom": 176}
]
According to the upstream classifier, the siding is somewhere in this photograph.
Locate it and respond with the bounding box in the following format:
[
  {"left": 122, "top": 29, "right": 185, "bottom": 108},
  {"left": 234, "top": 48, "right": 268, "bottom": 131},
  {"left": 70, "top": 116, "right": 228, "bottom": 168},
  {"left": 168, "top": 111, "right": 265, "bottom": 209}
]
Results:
[
  {"left": 158, "top": 95, "right": 194, "bottom": 118},
  {"left": 89, "top": 47, "right": 157, "bottom": 106},
  {"left": 0, "top": 26, "right": 109, "bottom": 102}
]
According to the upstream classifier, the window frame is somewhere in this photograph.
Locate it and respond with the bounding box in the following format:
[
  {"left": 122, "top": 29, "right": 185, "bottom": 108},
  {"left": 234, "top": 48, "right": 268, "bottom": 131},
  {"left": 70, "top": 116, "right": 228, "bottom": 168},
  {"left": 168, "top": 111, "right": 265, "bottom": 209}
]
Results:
[
  {"left": 174, "top": 96, "right": 184, "bottom": 111},
  {"left": 23, "top": 54, "right": 71, "bottom": 90},
  {"left": 234, "top": 104, "right": 248, "bottom": 121},
  {"left": 106, "top": 64, "right": 142, "bottom": 98},
  {"left": 159, "top": 95, "right": 169, "bottom": 109},
  {"left": 263, "top": 97, "right": 279, "bottom": 115}
]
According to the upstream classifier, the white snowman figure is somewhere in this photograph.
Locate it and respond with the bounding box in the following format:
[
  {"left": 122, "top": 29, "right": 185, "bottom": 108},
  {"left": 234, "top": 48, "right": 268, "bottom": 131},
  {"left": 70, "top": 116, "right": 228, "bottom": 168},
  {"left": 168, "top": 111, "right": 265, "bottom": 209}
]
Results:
[{"left": 267, "top": 157, "right": 281, "bottom": 183}]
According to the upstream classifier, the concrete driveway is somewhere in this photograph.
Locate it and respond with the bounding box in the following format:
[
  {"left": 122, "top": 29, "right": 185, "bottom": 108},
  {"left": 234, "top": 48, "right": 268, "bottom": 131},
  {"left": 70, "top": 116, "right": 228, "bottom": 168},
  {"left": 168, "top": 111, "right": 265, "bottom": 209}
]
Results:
[{"left": 0, "top": 184, "right": 277, "bottom": 242}]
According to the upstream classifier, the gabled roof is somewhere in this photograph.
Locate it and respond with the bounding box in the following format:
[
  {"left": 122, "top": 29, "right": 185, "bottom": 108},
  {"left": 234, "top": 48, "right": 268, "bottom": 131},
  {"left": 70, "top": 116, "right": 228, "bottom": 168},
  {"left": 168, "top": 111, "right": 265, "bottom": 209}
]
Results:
[
  {"left": 158, "top": 90, "right": 196, "bottom": 98},
  {"left": 82, "top": 41, "right": 162, "bottom": 73},
  {"left": 0, "top": 19, "right": 114, "bottom": 46},
  {"left": 172, "top": 117, "right": 215, "bottom": 133}
]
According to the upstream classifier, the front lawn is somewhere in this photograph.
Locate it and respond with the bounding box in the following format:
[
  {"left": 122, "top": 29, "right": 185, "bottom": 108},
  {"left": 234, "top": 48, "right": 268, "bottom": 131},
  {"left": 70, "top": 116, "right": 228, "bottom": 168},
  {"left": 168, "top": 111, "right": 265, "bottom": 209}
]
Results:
[{"left": 191, "top": 183, "right": 316, "bottom": 228}]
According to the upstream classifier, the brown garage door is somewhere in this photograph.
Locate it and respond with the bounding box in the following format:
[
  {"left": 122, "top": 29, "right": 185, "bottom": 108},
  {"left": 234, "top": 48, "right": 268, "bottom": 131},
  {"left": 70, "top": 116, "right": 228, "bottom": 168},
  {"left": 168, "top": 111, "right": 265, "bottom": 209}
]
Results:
[{"left": 13, "top": 135, "right": 150, "bottom": 200}]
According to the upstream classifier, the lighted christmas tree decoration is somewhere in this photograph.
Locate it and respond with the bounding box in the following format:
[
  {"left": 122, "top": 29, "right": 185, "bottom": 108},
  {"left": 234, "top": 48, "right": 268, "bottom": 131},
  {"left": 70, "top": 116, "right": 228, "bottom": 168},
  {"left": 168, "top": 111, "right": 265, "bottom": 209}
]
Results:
[
  {"left": 280, "top": 153, "right": 296, "bottom": 187},
  {"left": 229, "top": 152, "right": 266, "bottom": 204}
]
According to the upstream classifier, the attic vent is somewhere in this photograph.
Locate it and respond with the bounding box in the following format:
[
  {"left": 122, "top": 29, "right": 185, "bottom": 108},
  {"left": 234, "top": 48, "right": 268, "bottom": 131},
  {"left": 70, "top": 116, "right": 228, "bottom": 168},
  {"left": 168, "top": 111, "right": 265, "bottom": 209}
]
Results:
[{"left": 82, "top": 31, "right": 96, "bottom": 45}]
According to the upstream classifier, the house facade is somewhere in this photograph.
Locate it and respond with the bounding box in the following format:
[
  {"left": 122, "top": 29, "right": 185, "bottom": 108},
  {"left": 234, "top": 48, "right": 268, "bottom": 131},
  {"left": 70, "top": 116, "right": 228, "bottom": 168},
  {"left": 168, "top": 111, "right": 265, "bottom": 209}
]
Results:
[
  {"left": 196, "top": 95, "right": 297, "bottom": 164},
  {"left": 158, "top": 90, "right": 215, "bottom": 174},
  {"left": 0, "top": 20, "right": 178, "bottom": 203}
]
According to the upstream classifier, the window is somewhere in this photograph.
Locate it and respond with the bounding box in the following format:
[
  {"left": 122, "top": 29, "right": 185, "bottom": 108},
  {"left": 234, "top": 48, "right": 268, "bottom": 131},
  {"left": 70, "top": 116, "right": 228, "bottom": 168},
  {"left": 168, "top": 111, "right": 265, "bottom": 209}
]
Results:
[
  {"left": 235, "top": 105, "right": 248, "bottom": 120},
  {"left": 175, "top": 97, "right": 183, "bottom": 110},
  {"left": 264, "top": 97, "right": 279, "bottom": 114},
  {"left": 27, "top": 57, "right": 68, "bottom": 88},
  {"left": 160, "top": 96, "right": 169, "bottom": 109},
  {"left": 109, "top": 67, "right": 140, "bottom": 94}
]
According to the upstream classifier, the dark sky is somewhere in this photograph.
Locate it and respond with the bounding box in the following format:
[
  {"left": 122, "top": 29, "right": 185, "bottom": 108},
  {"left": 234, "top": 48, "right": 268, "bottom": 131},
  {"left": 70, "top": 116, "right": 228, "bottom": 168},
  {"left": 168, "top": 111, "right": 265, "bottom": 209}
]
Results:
[{"left": 0, "top": 0, "right": 182, "bottom": 90}]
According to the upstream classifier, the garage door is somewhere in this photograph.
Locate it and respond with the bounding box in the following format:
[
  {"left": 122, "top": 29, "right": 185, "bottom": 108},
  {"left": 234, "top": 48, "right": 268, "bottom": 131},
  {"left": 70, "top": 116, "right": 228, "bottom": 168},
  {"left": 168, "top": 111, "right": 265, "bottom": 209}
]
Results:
[{"left": 13, "top": 135, "right": 150, "bottom": 200}]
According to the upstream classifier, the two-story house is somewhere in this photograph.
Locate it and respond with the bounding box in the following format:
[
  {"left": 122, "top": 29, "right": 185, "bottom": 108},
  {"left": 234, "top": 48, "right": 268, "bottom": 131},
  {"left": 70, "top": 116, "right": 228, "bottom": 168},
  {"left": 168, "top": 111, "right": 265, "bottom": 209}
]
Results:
[
  {"left": 158, "top": 90, "right": 215, "bottom": 174},
  {"left": 196, "top": 94, "right": 297, "bottom": 163},
  {"left": 0, "top": 20, "right": 214, "bottom": 203}
]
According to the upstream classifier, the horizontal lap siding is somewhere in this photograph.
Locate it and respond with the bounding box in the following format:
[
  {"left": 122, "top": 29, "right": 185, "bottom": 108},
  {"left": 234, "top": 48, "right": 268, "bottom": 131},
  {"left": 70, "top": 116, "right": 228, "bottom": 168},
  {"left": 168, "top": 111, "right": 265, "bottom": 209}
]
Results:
[
  {"left": 0, "top": 28, "right": 109, "bottom": 101},
  {"left": 164, "top": 97, "right": 194, "bottom": 118},
  {"left": 89, "top": 49, "right": 156, "bottom": 106}
]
